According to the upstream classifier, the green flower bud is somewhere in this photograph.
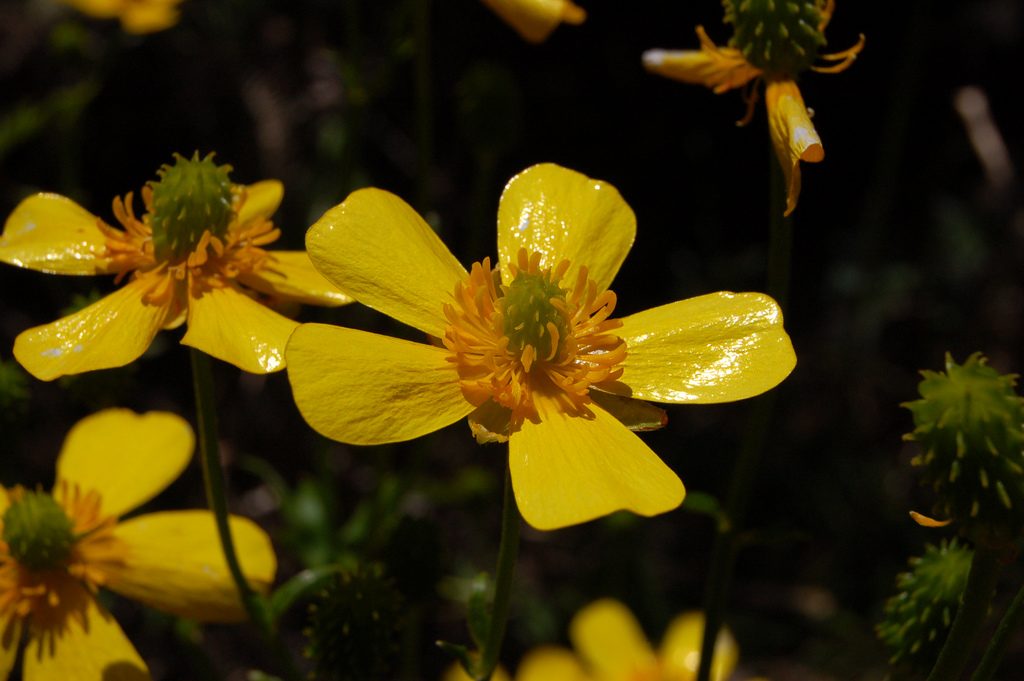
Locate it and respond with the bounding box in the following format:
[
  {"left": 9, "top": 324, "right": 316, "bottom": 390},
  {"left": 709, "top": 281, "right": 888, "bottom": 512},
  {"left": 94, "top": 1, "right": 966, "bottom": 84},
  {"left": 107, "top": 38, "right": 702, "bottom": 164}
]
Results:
[
  {"left": 723, "top": 0, "right": 828, "bottom": 76},
  {"left": 2, "top": 490, "right": 75, "bottom": 572},
  {"left": 149, "top": 152, "right": 234, "bottom": 261},
  {"left": 904, "top": 353, "right": 1024, "bottom": 545},
  {"left": 304, "top": 563, "right": 403, "bottom": 681},
  {"left": 501, "top": 268, "right": 571, "bottom": 364},
  {"left": 876, "top": 539, "right": 972, "bottom": 677}
]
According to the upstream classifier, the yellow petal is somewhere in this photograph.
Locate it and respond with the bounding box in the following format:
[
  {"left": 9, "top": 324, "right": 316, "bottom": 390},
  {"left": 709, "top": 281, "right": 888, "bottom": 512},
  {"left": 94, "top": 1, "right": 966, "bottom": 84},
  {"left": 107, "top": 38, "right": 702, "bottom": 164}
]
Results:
[
  {"left": 55, "top": 409, "right": 193, "bottom": 518},
  {"left": 569, "top": 599, "right": 657, "bottom": 680},
  {"left": 442, "top": 662, "right": 511, "bottom": 681},
  {"left": 13, "top": 278, "right": 173, "bottom": 381},
  {"left": 659, "top": 612, "right": 738, "bottom": 681},
  {"left": 238, "top": 251, "right": 353, "bottom": 307},
  {"left": 104, "top": 511, "right": 275, "bottom": 623},
  {"left": 237, "top": 180, "right": 284, "bottom": 225},
  {"left": 480, "top": 0, "right": 585, "bottom": 43},
  {"left": 24, "top": 583, "right": 148, "bottom": 681},
  {"left": 0, "top": 193, "right": 115, "bottom": 275},
  {"left": 517, "top": 646, "right": 590, "bottom": 681},
  {"left": 608, "top": 292, "right": 796, "bottom": 404},
  {"left": 1, "top": 616, "right": 20, "bottom": 681},
  {"left": 642, "top": 28, "right": 761, "bottom": 94},
  {"left": 765, "top": 80, "right": 824, "bottom": 216},
  {"left": 286, "top": 324, "right": 474, "bottom": 445},
  {"left": 306, "top": 188, "right": 467, "bottom": 337},
  {"left": 588, "top": 391, "right": 667, "bottom": 432},
  {"left": 181, "top": 284, "right": 296, "bottom": 373},
  {"left": 508, "top": 396, "right": 684, "bottom": 530},
  {"left": 119, "top": 0, "right": 181, "bottom": 33},
  {"left": 497, "top": 164, "right": 635, "bottom": 294},
  {"left": 909, "top": 510, "right": 952, "bottom": 528},
  {"left": 0, "top": 486, "right": 8, "bottom": 515}
]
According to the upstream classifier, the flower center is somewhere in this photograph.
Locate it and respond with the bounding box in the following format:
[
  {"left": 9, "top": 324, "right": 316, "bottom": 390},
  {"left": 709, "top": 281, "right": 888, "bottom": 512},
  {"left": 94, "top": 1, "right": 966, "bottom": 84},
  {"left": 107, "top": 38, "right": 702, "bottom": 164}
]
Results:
[
  {"left": 443, "top": 248, "right": 627, "bottom": 426},
  {"left": 725, "top": 0, "right": 827, "bottom": 76},
  {"left": 2, "top": 490, "right": 75, "bottom": 572},
  {"left": 148, "top": 151, "right": 235, "bottom": 261}
]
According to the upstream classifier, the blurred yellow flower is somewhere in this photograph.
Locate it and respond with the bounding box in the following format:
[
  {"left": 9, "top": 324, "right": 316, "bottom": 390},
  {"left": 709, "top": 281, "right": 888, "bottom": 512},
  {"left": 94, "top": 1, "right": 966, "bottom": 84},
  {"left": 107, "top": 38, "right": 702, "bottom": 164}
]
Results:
[
  {"left": 443, "top": 600, "right": 739, "bottom": 681},
  {"left": 481, "top": 0, "right": 585, "bottom": 43},
  {"left": 286, "top": 163, "right": 795, "bottom": 530},
  {"left": 0, "top": 153, "right": 351, "bottom": 380},
  {"left": 643, "top": 0, "right": 863, "bottom": 215},
  {"left": 0, "top": 408, "right": 276, "bottom": 680},
  {"left": 59, "top": 0, "right": 186, "bottom": 34}
]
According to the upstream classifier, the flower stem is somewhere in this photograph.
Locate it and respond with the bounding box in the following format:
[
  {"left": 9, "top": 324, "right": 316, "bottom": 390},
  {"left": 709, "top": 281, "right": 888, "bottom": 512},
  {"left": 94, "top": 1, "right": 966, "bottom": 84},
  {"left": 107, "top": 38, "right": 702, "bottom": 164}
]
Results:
[
  {"left": 926, "top": 545, "right": 1002, "bottom": 681},
  {"left": 476, "top": 467, "right": 521, "bottom": 681},
  {"left": 972, "top": 577, "right": 1024, "bottom": 681},
  {"left": 696, "top": 150, "right": 791, "bottom": 681}
]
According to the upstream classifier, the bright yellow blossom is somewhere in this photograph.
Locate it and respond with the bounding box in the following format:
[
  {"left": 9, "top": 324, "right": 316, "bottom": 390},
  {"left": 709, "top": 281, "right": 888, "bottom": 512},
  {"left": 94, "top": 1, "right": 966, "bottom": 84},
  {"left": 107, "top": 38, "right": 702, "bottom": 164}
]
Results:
[
  {"left": 59, "top": 0, "right": 186, "bottom": 34},
  {"left": 481, "top": 0, "right": 585, "bottom": 43},
  {"left": 0, "top": 408, "right": 276, "bottom": 681},
  {"left": 286, "top": 163, "right": 795, "bottom": 530},
  {"left": 642, "top": 0, "right": 863, "bottom": 215},
  {"left": 0, "top": 153, "right": 351, "bottom": 381},
  {"left": 444, "top": 600, "right": 738, "bottom": 681}
]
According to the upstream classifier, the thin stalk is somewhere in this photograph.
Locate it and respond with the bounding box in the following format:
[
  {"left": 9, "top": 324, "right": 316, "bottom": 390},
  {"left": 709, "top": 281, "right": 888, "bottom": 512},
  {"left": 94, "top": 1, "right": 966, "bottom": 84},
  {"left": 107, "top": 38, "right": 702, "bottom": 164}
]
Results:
[
  {"left": 696, "top": 150, "right": 792, "bottom": 681},
  {"left": 972, "top": 579, "right": 1024, "bottom": 681},
  {"left": 414, "top": 0, "right": 434, "bottom": 213},
  {"left": 476, "top": 467, "right": 521, "bottom": 681},
  {"left": 926, "top": 546, "right": 1002, "bottom": 681}
]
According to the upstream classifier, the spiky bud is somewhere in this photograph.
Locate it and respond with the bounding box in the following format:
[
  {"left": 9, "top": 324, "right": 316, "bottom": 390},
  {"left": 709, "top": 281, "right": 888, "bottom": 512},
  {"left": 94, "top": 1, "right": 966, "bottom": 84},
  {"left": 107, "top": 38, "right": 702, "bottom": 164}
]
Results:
[
  {"left": 304, "top": 563, "right": 403, "bottom": 681},
  {"left": 723, "top": 0, "right": 828, "bottom": 76},
  {"left": 149, "top": 152, "right": 235, "bottom": 261},
  {"left": 876, "top": 539, "right": 973, "bottom": 678},
  {"left": 904, "top": 353, "right": 1024, "bottom": 545}
]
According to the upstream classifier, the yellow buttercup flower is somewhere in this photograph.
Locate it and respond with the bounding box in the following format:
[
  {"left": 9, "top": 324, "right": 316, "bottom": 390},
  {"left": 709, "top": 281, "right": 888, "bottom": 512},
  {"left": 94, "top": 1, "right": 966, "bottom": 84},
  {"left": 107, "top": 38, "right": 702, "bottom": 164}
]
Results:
[
  {"left": 481, "top": 0, "right": 585, "bottom": 43},
  {"left": 444, "top": 600, "right": 738, "bottom": 681},
  {"left": 58, "top": 0, "right": 186, "bottom": 34},
  {"left": 286, "top": 163, "right": 796, "bottom": 530},
  {"left": 642, "top": 0, "right": 864, "bottom": 215},
  {"left": 0, "top": 408, "right": 276, "bottom": 680},
  {"left": 0, "top": 152, "right": 351, "bottom": 381}
]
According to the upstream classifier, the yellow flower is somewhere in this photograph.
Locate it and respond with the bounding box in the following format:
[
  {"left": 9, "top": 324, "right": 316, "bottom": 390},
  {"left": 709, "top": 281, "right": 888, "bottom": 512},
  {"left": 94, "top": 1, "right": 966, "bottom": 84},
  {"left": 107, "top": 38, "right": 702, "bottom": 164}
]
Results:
[
  {"left": 443, "top": 600, "right": 738, "bottom": 681},
  {"left": 481, "top": 0, "right": 585, "bottom": 43},
  {"left": 642, "top": 0, "right": 864, "bottom": 216},
  {"left": 286, "top": 163, "right": 796, "bottom": 530},
  {"left": 0, "top": 408, "right": 276, "bottom": 680},
  {"left": 0, "top": 153, "right": 351, "bottom": 380},
  {"left": 58, "top": 0, "right": 186, "bottom": 34}
]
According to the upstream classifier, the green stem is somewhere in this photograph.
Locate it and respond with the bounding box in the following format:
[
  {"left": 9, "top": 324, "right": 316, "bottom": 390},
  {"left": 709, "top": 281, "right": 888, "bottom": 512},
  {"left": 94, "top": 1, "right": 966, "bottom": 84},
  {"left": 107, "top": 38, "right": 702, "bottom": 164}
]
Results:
[
  {"left": 189, "top": 349, "right": 301, "bottom": 681},
  {"left": 972, "top": 579, "right": 1024, "bottom": 681},
  {"left": 926, "top": 546, "right": 1002, "bottom": 681},
  {"left": 696, "top": 150, "right": 792, "bottom": 681},
  {"left": 414, "top": 0, "right": 434, "bottom": 213},
  {"left": 476, "top": 467, "right": 521, "bottom": 681}
]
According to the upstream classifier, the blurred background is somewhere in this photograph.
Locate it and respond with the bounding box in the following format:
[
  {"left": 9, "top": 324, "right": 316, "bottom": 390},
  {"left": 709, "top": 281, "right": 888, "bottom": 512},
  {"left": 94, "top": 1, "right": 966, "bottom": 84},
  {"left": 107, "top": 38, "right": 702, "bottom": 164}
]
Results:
[{"left": 1, "top": 0, "right": 1023, "bottom": 679}]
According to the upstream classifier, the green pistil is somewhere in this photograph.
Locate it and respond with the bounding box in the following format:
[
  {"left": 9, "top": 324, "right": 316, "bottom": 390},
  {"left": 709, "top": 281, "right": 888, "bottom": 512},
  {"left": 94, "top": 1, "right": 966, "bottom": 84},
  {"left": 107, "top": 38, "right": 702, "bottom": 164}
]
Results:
[
  {"left": 2, "top": 491, "right": 75, "bottom": 572},
  {"left": 501, "top": 271, "right": 570, "bottom": 364},
  {"left": 723, "top": 0, "right": 827, "bottom": 76},
  {"left": 149, "top": 151, "right": 235, "bottom": 261}
]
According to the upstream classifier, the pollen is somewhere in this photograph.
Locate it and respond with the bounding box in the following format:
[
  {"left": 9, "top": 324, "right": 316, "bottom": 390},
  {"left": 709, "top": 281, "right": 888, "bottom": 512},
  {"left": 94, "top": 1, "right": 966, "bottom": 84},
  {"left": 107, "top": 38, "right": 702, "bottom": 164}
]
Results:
[{"left": 443, "top": 248, "right": 627, "bottom": 426}]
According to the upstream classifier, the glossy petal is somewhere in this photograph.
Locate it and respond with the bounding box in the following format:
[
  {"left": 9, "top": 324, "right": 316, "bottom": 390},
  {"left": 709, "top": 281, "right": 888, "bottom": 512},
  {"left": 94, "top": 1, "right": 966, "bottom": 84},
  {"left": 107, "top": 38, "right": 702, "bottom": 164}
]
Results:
[
  {"left": 181, "top": 284, "right": 296, "bottom": 373},
  {"left": 1, "top": 616, "right": 19, "bottom": 681},
  {"left": 286, "top": 324, "right": 474, "bottom": 445},
  {"left": 55, "top": 409, "right": 193, "bottom": 518},
  {"left": 480, "top": 0, "right": 585, "bottom": 43},
  {"left": 105, "top": 511, "right": 276, "bottom": 623},
  {"left": 238, "top": 251, "right": 353, "bottom": 307},
  {"left": 508, "top": 395, "right": 684, "bottom": 530},
  {"left": 642, "top": 28, "right": 761, "bottom": 94},
  {"left": 13, "top": 278, "right": 173, "bottom": 381},
  {"left": 608, "top": 292, "right": 795, "bottom": 404},
  {"left": 660, "top": 612, "right": 738, "bottom": 681},
  {"left": 23, "top": 583, "right": 148, "bottom": 681},
  {"left": 237, "top": 180, "right": 284, "bottom": 225},
  {"left": 0, "top": 193, "right": 115, "bottom": 275},
  {"left": 766, "top": 80, "right": 824, "bottom": 216},
  {"left": 517, "top": 646, "right": 590, "bottom": 681},
  {"left": 569, "top": 599, "right": 656, "bottom": 680},
  {"left": 306, "top": 188, "right": 467, "bottom": 337},
  {"left": 119, "top": 0, "right": 182, "bottom": 34},
  {"left": 497, "top": 164, "right": 635, "bottom": 294}
]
